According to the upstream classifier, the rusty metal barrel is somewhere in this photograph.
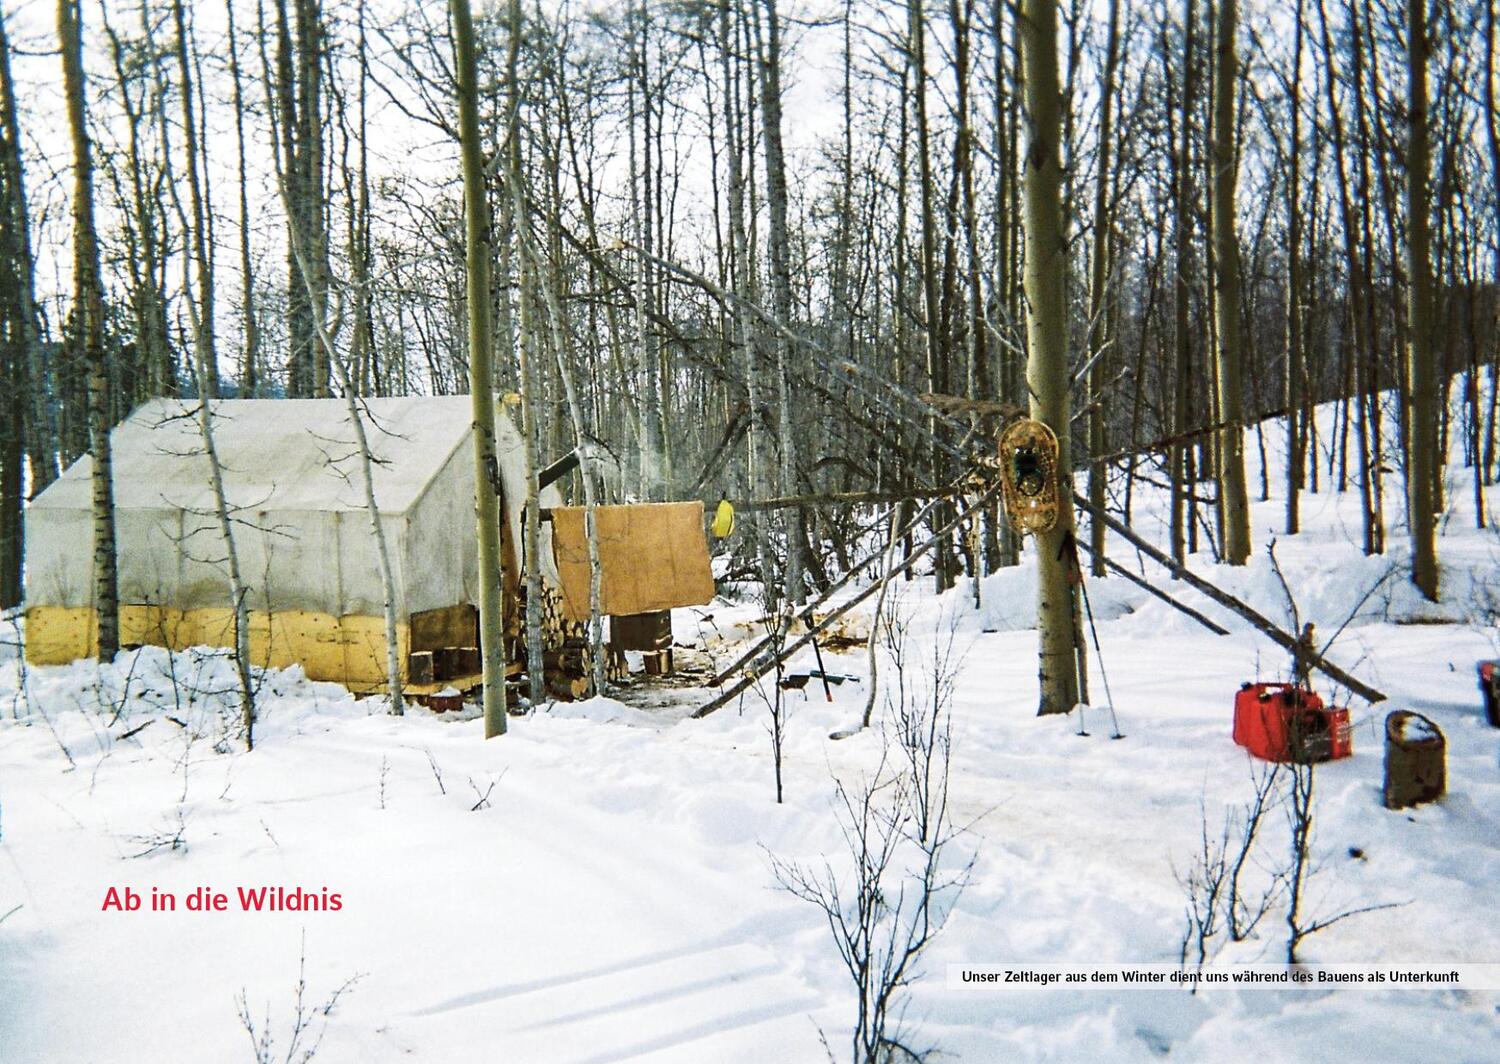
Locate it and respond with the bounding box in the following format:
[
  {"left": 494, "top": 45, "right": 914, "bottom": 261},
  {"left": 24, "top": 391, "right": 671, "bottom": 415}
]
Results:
[{"left": 1383, "top": 711, "right": 1446, "bottom": 810}]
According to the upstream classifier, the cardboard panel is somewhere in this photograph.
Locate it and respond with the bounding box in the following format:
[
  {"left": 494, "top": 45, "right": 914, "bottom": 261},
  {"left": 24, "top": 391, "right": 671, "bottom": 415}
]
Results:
[{"left": 551, "top": 502, "right": 715, "bottom": 622}]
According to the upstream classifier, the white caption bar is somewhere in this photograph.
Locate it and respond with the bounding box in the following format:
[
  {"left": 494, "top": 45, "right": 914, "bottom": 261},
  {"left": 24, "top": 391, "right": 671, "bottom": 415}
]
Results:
[{"left": 947, "top": 964, "right": 1500, "bottom": 991}]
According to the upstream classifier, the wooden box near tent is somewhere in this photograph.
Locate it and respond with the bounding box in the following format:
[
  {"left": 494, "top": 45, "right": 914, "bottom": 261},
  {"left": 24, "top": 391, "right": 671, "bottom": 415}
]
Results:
[
  {"left": 611, "top": 611, "right": 672, "bottom": 652},
  {"left": 610, "top": 610, "right": 673, "bottom": 676}
]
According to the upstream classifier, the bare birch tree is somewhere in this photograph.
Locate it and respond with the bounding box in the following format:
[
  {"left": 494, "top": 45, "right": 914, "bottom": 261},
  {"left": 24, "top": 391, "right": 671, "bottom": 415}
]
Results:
[
  {"left": 1211, "top": 0, "right": 1251, "bottom": 564},
  {"left": 452, "top": 0, "right": 509, "bottom": 737},
  {"left": 1406, "top": 0, "right": 1439, "bottom": 600},
  {"left": 1019, "top": 0, "right": 1083, "bottom": 715},
  {"left": 58, "top": 0, "right": 120, "bottom": 661}
]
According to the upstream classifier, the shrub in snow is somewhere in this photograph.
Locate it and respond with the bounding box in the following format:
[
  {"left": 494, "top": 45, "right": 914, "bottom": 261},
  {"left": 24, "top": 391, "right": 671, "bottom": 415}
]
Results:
[
  {"left": 770, "top": 613, "right": 970, "bottom": 1064},
  {"left": 236, "top": 936, "right": 362, "bottom": 1064}
]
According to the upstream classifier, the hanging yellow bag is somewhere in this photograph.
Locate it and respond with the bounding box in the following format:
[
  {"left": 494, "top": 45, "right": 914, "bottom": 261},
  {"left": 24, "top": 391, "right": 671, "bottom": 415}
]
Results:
[{"left": 711, "top": 497, "right": 736, "bottom": 538}]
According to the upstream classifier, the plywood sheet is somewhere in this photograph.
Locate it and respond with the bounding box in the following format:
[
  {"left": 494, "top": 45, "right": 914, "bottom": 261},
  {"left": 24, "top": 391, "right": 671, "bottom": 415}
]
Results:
[
  {"left": 25, "top": 604, "right": 409, "bottom": 690},
  {"left": 23, "top": 606, "right": 95, "bottom": 664},
  {"left": 551, "top": 502, "right": 715, "bottom": 622}
]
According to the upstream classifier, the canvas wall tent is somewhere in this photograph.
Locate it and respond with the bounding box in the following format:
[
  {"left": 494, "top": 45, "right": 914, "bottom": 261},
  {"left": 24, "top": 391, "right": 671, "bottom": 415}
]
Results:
[{"left": 24, "top": 396, "right": 561, "bottom": 690}]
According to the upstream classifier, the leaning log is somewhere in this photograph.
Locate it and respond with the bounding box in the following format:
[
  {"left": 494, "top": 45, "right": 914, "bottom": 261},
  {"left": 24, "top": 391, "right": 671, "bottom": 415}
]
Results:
[
  {"left": 708, "top": 485, "right": 964, "bottom": 686},
  {"left": 695, "top": 483, "right": 1001, "bottom": 718},
  {"left": 1076, "top": 493, "right": 1385, "bottom": 704},
  {"left": 919, "top": 392, "right": 1025, "bottom": 420},
  {"left": 1073, "top": 539, "right": 1230, "bottom": 636},
  {"left": 709, "top": 487, "right": 963, "bottom": 686},
  {"left": 1089, "top": 406, "right": 1290, "bottom": 466},
  {"left": 731, "top": 486, "right": 962, "bottom": 513}
]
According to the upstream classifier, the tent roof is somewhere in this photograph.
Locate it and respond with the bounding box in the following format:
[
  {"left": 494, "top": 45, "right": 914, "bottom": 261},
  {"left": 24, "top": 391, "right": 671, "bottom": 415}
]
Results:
[{"left": 31, "top": 396, "right": 503, "bottom": 516}]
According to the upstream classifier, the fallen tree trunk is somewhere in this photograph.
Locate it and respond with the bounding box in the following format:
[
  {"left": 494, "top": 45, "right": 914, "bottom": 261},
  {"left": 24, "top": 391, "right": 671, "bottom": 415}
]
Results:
[
  {"left": 731, "top": 486, "right": 961, "bottom": 512},
  {"left": 1076, "top": 493, "right": 1386, "bottom": 703},
  {"left": 708, "top": 487, "right": 959, "bottom": 687},
  {"left": 695, "top": 483, "right": 1001, "bottom": 718}
]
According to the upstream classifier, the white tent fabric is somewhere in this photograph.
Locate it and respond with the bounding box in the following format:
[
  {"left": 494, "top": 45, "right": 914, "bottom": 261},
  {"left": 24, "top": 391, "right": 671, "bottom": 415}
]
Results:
[{"left": 26, "top": 396, "right": 558, "bottom": 618}]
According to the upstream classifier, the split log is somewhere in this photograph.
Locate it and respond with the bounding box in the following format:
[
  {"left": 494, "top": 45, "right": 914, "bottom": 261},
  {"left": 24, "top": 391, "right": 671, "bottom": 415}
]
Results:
[
  {"left": 1075, "top": 493, "right": 1386, "bottom": 704},
  {"left": 547, "top": 674, "right": 592, "bottom": 701},
  {"left": 543, "top": 646, "right": 589, "bottom": 673}
]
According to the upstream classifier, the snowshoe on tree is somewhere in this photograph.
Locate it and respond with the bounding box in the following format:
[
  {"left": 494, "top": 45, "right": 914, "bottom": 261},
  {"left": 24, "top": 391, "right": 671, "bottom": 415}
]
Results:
[{"left": 998, "top": 418, "right": 1061, "bottom": 535}]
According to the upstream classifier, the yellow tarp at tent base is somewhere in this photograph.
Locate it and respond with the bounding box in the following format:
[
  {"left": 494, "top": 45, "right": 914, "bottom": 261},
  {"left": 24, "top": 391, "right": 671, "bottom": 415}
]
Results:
[{"left": 24, "top": 604, "right": 410, "bottom": 692}]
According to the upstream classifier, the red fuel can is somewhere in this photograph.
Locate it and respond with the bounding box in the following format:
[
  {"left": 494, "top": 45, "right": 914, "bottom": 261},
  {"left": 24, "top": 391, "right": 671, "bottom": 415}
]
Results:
[
  {"left": 1478, "top": 661, "right": 1500, "bottom": 728},
  {"left": 1233, "top": 682, "right": 1352, "bottom": 763}
]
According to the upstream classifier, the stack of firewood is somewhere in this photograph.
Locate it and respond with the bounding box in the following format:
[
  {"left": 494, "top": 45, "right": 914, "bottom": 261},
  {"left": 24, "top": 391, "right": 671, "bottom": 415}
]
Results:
[{"left": 503, "top": 580, "right": 611, "bottom": 700}]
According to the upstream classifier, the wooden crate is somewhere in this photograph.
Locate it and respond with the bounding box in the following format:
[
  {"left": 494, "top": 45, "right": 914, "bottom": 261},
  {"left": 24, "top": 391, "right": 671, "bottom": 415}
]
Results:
[
  {"left": 611, "top": 610, "right": 672, "bottom": 652},
  {"left": 408, "top": 650, "right": 435, "bottom": 686},
  {"left": 435, "top": 646, "right": 481, "bottom": 680}
]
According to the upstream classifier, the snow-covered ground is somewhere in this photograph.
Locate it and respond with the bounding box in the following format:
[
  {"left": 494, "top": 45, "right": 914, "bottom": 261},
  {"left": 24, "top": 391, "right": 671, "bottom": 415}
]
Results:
[{"left": 4, "top": 396, "right": 1500, "bottom": 1063}]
